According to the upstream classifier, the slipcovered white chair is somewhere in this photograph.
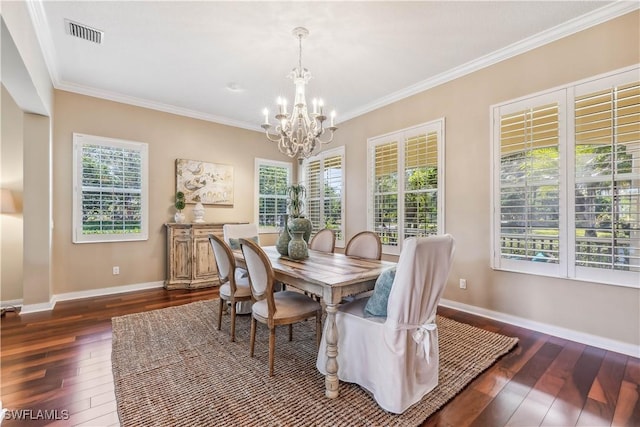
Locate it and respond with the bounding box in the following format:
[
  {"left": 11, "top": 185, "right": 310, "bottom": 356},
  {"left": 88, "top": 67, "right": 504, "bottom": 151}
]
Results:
[
  {"left": 309, "top": 228, "right": 336, "bottom": 253},
  {"left": 316, "top": 234, "right": 455, "bottom": 414},
  {"left": 240, "top": 238, "right": 322, "bottom": 376},
  {"left": 345, "top": 231, "right": 382, "bottom": 260},
  {"left": 223, "top": 224, "right": 260, "bottom": 251},
  {"left": 209, "top": 234, "right": 252, "bottom": 342},
  {"left": 223, "top": 223, "right": 259, "bottom": 314}
]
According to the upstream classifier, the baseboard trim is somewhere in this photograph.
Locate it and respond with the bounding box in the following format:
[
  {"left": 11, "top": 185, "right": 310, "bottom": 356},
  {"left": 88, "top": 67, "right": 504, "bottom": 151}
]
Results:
[
  {"left": 13, "top": 283, "right": 639, "bottom": 357},
  {"left": 19, "top": 299, "right": 56, "bottom": 314},
  {"left": 18, "top": 281, "right": 165, "bottom": 315},
  {"left": 0, "top": 298, "right": 23, "bottom": 309},
  {"left": 53, "top": 281, "right": 165, "bottom": 303},
  {"left": 439, "top": 298, "right": 640, "bottom": 358}
]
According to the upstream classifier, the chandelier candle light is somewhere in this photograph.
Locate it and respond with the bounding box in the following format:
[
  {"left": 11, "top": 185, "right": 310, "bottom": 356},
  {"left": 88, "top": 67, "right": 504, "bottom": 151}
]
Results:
[{"left": 262, "top": 27, "right": 337, "bottom": 161}]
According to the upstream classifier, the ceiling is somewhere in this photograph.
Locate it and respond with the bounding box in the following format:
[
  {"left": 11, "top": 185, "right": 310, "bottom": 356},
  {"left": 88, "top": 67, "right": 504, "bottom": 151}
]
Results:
[{"left": 29, "top": 1, "right": 633, "bottom": 131}]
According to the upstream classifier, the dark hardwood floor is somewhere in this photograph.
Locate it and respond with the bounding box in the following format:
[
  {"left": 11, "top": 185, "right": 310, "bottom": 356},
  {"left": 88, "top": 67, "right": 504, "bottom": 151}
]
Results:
[{"left": 1, "top": 288, "right": 638, "bottom": 426}]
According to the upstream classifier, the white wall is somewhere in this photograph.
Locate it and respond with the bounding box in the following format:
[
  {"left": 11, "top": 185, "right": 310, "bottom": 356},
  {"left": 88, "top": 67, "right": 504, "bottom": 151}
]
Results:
[
  {"left": 1, "top": 1, "right": 55, "bottom": 309},
  {"left": 0, "top": 85, "right": 24, "bottom": 302},
  {"left": 335, "top": 11, "right": 640, "bottom": 351}
]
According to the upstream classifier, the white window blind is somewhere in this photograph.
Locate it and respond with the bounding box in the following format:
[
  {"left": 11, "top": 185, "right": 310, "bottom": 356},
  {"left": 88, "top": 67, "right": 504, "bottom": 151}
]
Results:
[
  {"left": 498, "top": 102, "right": 561, "bottom": 268},
  {"left": 368, "top": 119, "right": 445, "bottom": 255},
  {"left": 373, "top": 141, "right": 399, "bottom": 249},
  {"left": 492, "top": 65, "right": 639, "bottom": 287},
  {"left": 302, "top": 147, "right": 345, "bottom": 246},
  {"left": 404, "top": 132, "right": 439, "bottom": 239},
  {"left": 256, "top": 159, "right": 291, "bottom": 232},
  {"left": 73, "top": 133, "right": 148, "bottom": 243},
  {"left": 306, "top": 159, "right": 322, "bottom": 234},
  {"left": 573, "top": 78, "right": 640, "bottom": 281}
]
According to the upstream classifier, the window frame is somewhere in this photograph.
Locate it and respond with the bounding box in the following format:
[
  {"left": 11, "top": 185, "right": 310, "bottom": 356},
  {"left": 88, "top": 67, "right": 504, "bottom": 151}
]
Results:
[
  {"left": 72, "top": 133, "right": 149, "bottom": 243},
  {"left": 491, "top": 65, "right": 640, "bottom": 288},
  {"left": 367, "top": 119, "right": 446, "bottom": 255},
  {"left": 301, "top": 146, "right": 346, "bottom": 248},
  {"left": 254, "top": 158, "right": 292, "bottom": 233},
  {"left": 491, "top": 91, "right": 568, "bottom": 278}
]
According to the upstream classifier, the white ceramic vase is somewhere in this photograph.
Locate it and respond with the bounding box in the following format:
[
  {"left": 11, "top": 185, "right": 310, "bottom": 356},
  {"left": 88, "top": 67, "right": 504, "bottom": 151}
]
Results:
[
  {"left": 193, "top": 202, "right": 205, "bottom": 223},
  {"left": 174, "top": 211, "right": 185, "bottom": 223}
]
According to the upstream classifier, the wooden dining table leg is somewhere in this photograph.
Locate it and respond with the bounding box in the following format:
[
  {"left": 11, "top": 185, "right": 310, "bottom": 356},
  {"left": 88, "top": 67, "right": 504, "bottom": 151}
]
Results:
[{"left": 324, "top": 302, "right": 339, "bottom": 399}]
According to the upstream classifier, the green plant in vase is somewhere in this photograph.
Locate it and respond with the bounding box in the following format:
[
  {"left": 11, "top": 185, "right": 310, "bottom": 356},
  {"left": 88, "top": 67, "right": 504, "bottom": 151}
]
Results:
[
  {"left": 287, "top": 184, "right": 306, "bottom": 218},
  {"left": 286, "top": 184, "right": 312, "bottom": 244},
  {"left": 174, "top": 191, "right": 186, "bottom": 223}
]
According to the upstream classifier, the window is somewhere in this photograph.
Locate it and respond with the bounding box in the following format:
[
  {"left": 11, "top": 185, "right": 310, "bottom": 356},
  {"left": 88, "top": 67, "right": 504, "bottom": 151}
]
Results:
[
  {"left": 72, "top": 133, "right": 148, "bottom": 243},
  {"left": 255, "top": 158, "right": 292, "bottom": 232},
  {"left": 367, "top": 119, "right": 445, "bottom": 255},
  {"left": 494, "top": 93, "right": 565, "bottom": 277},
  {"left": 301, "top": 147, "right": 345, "bottom": 247},
  {"left": 492, "top": 66, "right": 639, "bottom": 287}
]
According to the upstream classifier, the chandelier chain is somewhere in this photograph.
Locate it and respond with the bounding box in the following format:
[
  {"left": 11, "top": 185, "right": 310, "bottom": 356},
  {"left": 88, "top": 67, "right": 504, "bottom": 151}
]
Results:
[{"left": 298, "top": 33, "right": 303, "bottom": 73}]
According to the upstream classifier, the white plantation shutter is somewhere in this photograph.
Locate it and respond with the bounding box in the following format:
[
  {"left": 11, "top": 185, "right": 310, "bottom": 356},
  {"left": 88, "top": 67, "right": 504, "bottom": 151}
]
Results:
[
  {"left": 404, "top": 132, "right": 439, "bottom": 239},
  {"left": 372, "top": 141, "right": 399, "bottom": 249},
  {"left": 73, "top": 133, "right": 148, "bottom": 243},
  {"left": 302, "top": 147, "right": 345, "bottom": 246},
  {"left": 574, "top": 75, "right": 640, "bottom": 281},
  {"left": 323, "top": 154, "right": 344, "bottom": 242},
  {"left": 492, "top": 65, "right": 639, "bottom": 287},
  {"left": 368, "top": 119, "right": 444, "bottom": 255},
  {"left": 256, "top": 159, "right": 291, "bottom": 231},
  {"left": 498, "top": 100, "right": 562, "bottom": 271},
  {"left": 305, "top": 158, "right": 322, "bottom": 235}
]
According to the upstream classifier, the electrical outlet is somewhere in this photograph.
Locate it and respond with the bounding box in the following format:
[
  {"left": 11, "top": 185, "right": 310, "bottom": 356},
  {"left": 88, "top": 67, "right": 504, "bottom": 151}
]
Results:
[
  {"left": 459, "top": 278, "right": 467, "bottom": 289},
  {"left": 113, "top": 266, "right": 120, "bottom": 275}
]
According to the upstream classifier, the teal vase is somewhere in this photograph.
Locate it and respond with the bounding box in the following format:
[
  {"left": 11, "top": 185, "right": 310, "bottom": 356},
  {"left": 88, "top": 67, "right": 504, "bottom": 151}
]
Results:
[
  {"left": 288, "top": 231, "right": 308, "bottom": 260},
  {"left": 288, "top": 217, "right": 313, "bottom": 244},
  {"left": 276, "top": 215, "right": 291, "bottom": 256}
]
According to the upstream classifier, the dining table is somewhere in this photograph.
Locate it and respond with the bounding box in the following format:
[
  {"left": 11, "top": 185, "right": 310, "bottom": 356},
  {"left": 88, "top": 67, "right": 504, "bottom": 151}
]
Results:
[{"left": 234, "top": 245, "right": 396, "bottom": 399}]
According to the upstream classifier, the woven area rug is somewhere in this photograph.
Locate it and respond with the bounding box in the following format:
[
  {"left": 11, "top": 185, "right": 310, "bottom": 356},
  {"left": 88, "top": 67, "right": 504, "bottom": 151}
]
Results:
[{"left": 112, "top": 299, "right": 518, "bottom": 426}]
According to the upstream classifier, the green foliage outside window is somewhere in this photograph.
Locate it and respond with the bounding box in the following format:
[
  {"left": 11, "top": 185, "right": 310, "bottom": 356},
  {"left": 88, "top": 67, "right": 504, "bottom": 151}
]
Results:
[
  {"left": 81, "top": 145, "right": 143, "bottom": 235},
  {"left": 258, "top": 164, "right": 290, "bottom": 228}
]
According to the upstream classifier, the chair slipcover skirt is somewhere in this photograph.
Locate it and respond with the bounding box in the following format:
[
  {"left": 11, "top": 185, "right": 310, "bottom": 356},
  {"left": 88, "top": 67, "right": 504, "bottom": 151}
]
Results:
[{"left": 317, "top": 235, "right": 455, "bottom": 414}]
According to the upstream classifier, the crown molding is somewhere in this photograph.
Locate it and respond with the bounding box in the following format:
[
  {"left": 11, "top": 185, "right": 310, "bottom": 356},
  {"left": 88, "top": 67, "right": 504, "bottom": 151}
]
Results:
[
  {"left": 55, "top": 80, "right": 263, "bottom": 132},
  {"left": 27, "top": 0, "right": 261, "bottom": 132},
  {"left": 339, "top": 1, "right": 640, "bottom": 123},
  {"left": 28, "top": 0, "right": 638, "bottom": 129},
  {"left": 26, "top": 0, "right": 59, "bottom": 84}
]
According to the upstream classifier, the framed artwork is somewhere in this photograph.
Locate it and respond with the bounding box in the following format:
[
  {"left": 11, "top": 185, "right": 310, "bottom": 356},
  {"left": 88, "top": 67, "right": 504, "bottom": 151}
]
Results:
[{"left": 176, "top": 159, "right": 234, "bottom": 205}]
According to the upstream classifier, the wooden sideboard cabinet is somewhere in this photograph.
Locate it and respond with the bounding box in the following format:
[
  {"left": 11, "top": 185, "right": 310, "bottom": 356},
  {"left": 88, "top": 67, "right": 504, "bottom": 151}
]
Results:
[{"left": 165, "top": 223, "right": 224, "bottom": 290}]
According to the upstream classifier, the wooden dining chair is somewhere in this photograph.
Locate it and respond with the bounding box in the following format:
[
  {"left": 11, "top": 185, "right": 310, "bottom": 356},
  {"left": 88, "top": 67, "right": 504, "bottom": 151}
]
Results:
[
  {"left": 222, "top": 223, "right": 260, "bottom": 311},
  {"left": 308, "top": 228, "right": 336, "bottom": 253},
  {"left": 209, "top": 234, "right": 252, "bottom": 342},
  {"left": 345, "top": 231, "right": 382, "bottom": 260},
  {"left": 239, "top": 238, "right": 322, "bottom": 376}
]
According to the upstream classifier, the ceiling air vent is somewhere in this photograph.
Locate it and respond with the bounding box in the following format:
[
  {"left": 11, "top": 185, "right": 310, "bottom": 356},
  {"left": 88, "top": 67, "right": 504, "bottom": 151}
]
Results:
[{"left": 65, "top": 19, "right": 104, "bottom": 44}]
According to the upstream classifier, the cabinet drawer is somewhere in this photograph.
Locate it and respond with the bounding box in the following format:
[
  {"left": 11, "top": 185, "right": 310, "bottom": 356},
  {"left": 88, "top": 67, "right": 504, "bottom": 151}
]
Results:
[
  {"left": 172, "top": 228, "right": 191, "bottom": 237},
  {"left": 193, "top": 228, "right": 222, "bottom": 238}
]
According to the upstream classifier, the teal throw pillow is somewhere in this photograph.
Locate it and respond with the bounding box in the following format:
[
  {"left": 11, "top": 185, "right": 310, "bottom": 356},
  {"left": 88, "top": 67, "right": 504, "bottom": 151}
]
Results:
[
  {"left": 229, "top": 236, "right": 259, "bottom": 250},
  {"left": 364, "top": 267, "right": 397, "bottom": 318}
]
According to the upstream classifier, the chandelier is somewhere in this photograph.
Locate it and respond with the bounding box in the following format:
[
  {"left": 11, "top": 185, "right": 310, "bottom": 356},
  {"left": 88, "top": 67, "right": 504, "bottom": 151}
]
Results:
[{"left": 261, "top": 27, "right": 337, "bottom": 161}]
